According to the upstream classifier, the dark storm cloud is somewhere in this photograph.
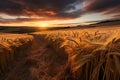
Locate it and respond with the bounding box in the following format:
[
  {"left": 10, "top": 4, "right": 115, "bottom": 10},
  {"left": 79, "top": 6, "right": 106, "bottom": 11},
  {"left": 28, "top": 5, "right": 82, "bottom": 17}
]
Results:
[
  {"left": 0, "top": 0, "right": 25, "bottom": 15},
  {"left": 83, "top": 0, "right": 120, "bottom": 16},
  {"left": 0, "top": 0, "right": 120, "bottom": 24},
  {"left": 0, "top": 0, "right": 84, "bottom": 19}
]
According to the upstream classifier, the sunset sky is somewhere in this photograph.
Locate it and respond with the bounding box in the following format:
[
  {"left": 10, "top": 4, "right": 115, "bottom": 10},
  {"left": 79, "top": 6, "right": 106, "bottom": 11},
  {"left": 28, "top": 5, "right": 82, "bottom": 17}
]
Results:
[{"left": 0, "top": 0, "right": 120, "bottom": 27}]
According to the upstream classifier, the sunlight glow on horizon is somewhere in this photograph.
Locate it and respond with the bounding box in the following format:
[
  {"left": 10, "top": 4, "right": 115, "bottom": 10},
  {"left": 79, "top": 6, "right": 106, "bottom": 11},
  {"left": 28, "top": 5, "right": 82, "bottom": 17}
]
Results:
[
  {"left": 38, "top": 22, "right": 50, "bottom": 27},
  {"left": 0, "top": 13, "right": 111, "bottom": 27}
]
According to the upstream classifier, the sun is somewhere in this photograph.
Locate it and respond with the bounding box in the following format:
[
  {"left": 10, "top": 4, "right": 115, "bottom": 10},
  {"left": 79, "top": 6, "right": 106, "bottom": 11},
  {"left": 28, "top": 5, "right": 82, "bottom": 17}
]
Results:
[{"left": 39, "top": 22, "right": 49, "bottom": 27}]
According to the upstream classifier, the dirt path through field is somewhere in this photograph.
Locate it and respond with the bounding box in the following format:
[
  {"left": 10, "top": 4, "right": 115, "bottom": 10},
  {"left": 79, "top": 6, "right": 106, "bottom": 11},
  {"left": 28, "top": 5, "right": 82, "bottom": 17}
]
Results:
[{"left": 3, "top": 35, "right": 67, "bottom": 80}]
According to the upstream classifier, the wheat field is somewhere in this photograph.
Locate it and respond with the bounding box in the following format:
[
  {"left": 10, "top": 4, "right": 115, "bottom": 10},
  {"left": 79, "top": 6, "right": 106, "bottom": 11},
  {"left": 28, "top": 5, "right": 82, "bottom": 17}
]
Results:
[
  {"left": 0, "top": 33, "right": 33, "bottom": 77},
  {"left": 0, "top": 26, "right": 120, "bottom": 80},
  {"left": 33, "top": 27, "right": 120, "bottom": 80}
]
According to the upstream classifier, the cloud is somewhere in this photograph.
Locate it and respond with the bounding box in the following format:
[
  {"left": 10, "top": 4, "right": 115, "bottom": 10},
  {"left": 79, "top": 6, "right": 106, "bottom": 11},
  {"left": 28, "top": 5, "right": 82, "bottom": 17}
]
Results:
[
  {"left": 0, "top": 0, "right": 120, "bottom": 24},
  {"left": 0, "top": 0, "right": 25, "bottom": 15},
  {"left": 83, "top": 0, "right": 120, "bottom": 16},
  {"left": 0, "top": 17, "right": 55, "bottom": 23},
  {"left": 0, "top": 0, "right": 84, "bottom": 19}
]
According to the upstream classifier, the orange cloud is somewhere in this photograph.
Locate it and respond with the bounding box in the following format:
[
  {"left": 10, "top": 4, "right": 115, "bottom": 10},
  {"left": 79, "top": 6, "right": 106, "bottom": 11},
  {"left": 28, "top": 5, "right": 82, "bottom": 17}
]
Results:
[{"left": 45, "top": 11, "right": 56, "bottom": 16}]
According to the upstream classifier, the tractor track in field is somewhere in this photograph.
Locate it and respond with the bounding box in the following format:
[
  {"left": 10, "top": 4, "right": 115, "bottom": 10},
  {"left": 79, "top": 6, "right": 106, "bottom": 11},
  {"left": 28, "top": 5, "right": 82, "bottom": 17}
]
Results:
[{"left": 2, "top": 35, "right": 67, "bottom": 80}]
